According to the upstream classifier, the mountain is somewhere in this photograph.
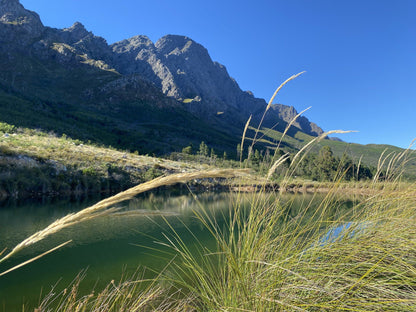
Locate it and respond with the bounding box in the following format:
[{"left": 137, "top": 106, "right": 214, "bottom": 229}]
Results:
[
  {"left": 0, "top": 0, "right": 325, "bottom": 152},
  {"left": 2, "top": 0, "right": 412, "bottom": 180},
  {"left": 110, "top": 34, "right": 325, "bottom": 136},
  {"left": 0, "top": 0, "right": 240, "bottom": 154}
]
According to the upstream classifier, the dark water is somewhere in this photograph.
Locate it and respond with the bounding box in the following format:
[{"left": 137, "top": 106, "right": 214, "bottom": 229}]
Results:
[{"left": 0, "top": 191, "right": 358, "bottom": 311}]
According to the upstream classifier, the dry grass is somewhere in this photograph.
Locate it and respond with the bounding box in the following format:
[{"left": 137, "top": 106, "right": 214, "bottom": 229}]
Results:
[
  {"left": 249, "top": 71, "right": 305, "bottom": 156},
  {"left": 37, "top": 271, "right": 197, "bottom": 312},
  {"left": 0, "top": 130, "right": 203, "bottom": 174}
]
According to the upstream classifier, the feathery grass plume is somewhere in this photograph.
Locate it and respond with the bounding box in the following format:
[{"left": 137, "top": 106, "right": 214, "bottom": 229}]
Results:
[
  {"left": 266, "top": 71, "right": 306, "bottom": 111},
  {"left": 372, "top": 141, "right": 416, "bottom": 184},
  {"left": 290, "top": 129, "right": 356, "bottom": 168},
  {"left": 374, "top": 149, "right": 396, "bottom": 182},
  {"left": 250, "top": 71, "right": 305, "bottom": 152},
  {"left": 0, "top": 169, "right": 249, "bottom": 266},
  {"left": 276, "top": 106, "right": 311, "bottom": 151},
  {"left": 385, "top": 139, "right": 416, "bottom": 182},
  {"left": 240, "top": 114, "right": 252, "bottom": 162},
  {"left": 37, "top": 270, "right": 196, "bottom": 312},
  {"left": 374, "top": 148, "right": 389, "bottom": 182},
  {"left": 267, "top": 152, "right": 290, "bottom": 179},
  {"left": 356, "top": 154, "right": 363, "bottom": 180}
]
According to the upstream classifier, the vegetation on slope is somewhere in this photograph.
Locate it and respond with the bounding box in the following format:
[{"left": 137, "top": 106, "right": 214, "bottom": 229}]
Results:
[
  {"left": 247, "top": 126, "right": 416, "bottom": 179},
  {"left": 0, "top": 122, "right": 214, "bottom": 199},
  {"left": 1, "top": 118, "right": 413, "bottom": 201}
]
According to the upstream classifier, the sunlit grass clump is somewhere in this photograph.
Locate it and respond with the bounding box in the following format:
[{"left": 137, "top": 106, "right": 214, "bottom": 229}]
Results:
[{"left": 165, "top": 182, "right": 416, "bottom": 311}]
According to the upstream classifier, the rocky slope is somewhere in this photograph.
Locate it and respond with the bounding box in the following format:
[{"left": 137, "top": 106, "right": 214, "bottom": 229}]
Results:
[
  {"left": 110, "top": 34, "right": 324, "bottom": 135},
  {"left": 0, "top": 0, "right": 324, "bottom": 156}
]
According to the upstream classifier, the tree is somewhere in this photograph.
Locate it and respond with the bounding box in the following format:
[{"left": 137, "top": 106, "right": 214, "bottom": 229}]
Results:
[
  {"left": 210, "top": 148, "right": 216, "bottom": 159},
  {"left": 339, "top": 154, "right": 354, "bottom": 181},
  {"left": 251, "top": 149, "right": 261, "bottom": 165},
  {"left": 315, "top": 146, "right": 338, "bottom": 181},
  {"left": 182, "top": 145, "right": 193, "bottom": 155},
  {"left": 199, "top": 141, "right": 208, "bottom": 157}
]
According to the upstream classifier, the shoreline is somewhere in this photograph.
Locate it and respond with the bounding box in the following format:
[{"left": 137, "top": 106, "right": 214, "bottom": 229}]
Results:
[{"left": 1, "top": 177, "right": 401, "bottom": 203}]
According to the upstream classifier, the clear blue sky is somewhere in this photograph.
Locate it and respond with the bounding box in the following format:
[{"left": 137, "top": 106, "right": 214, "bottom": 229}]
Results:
[{"left": 20, "top": 0, "right": 416, "bottom": 148}]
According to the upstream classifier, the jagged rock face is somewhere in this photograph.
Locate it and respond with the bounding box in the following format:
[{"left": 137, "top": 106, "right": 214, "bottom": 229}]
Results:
[
  {"left": 154, "top": 35, "right": 226, "bottom": 100},
  {"left": 0, "top": 0, "right": 43, "bottom": 30},
  {"left": 112, "top": 35, "right": 180, "bottom": 98},
  {"left": 112, "top": 34, "right": 267, "bottom": 129},
  {"left": 111, "top": 34, "right": 324, "bottom": 135},
  {"left": 112, "top": 35, "right": 246, "bottom": 109},
  {"left": 0, "top": 0, "right": 113, "bottom": 68},
  {"left": 61, "top": 22, "right": 91, "bottom": 43},
  {"left": 59, "top": 22, "right": 113, "bottom": 64}
]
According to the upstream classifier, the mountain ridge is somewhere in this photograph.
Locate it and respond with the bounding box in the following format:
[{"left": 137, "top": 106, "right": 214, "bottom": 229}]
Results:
[{"left": 0, "top": 0, "right": 354, "bottom": 157}]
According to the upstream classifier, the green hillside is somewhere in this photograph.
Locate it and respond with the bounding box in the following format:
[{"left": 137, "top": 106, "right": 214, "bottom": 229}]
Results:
[{"left": 249, "top": 127, "right": 416, "bottom": 178}]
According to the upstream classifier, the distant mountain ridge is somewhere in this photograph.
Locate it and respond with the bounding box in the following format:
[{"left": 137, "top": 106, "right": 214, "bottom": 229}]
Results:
[
  {"left": 0, "top": 0, "right": 325, "bottom": 155},
  {"left": 109, "top": 34, "right": 326, "bottom": 136}
]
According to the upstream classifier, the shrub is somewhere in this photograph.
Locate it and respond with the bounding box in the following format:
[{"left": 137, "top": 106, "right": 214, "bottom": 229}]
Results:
[{"left": 0, "top": 122, "right": 16, "bottom": 134}]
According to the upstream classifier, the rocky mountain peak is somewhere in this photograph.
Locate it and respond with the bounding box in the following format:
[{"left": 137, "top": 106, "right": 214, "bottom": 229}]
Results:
[
  {"left": 60, "top": 22, "right": 94, "bottom": 44},
  {"left": 65, "top": 22, "right": 88, "bottom": 34},
  {"left": 0, "top": 1, "right": 326, "bottom": 140},
  {"left": 111, "top": 35, "right": 154, "bottom": 54},
  {"left": 155, "top": 35, "right": 209, "bottom": 58},
  {"left": 0, "top": 0, "right": 21, "bottom": 9},
  {"left": 268, "top": 104, "right": 324, "bottom": 136}
]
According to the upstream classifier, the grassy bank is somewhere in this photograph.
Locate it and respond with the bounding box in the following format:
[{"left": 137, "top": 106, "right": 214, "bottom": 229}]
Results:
[
  {"left": 0, "top": 127, "right": 407, "bottom": 200},
  {"left": 0, "top": 125, "right": 215, "bottom": 200}
]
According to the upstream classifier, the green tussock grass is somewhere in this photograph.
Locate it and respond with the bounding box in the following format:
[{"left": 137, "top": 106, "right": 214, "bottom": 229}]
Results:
[
  {"left": 25, "top": 156, "right": 416, "bottom": 311},
  {"left": 162, "top": 183, "right": 416, "bottom": 311}
]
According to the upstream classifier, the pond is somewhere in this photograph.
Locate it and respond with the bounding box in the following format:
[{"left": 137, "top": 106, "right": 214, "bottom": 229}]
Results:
[{"left": 0, "top": 190, "right": 359, "bottom": 311}]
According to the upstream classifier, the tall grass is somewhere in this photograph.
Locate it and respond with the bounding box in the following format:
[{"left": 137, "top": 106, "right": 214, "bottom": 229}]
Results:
[
  {"left": 153, "top": 76, "right": 416, "bottom": 310},
  {"left": 164, "top": 181, "right": 416, "bottom": 310},
  {"left": 2, "top": 74, "right": 416, "bottom": 311},
  {"left": 36, "top": 271, "right": 195, "bottom": 312}
]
